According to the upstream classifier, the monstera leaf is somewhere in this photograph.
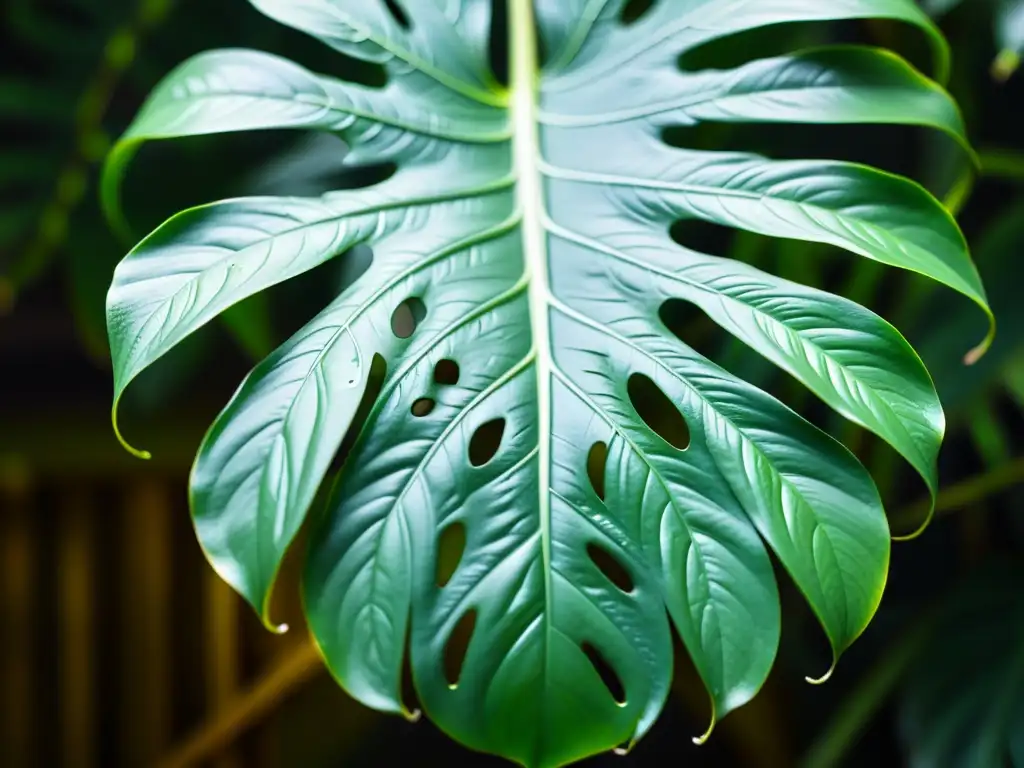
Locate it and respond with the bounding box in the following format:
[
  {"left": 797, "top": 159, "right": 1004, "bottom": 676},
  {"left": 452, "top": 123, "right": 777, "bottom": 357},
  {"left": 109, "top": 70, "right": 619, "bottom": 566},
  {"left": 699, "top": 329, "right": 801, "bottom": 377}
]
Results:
[{"left": 103, "top": 1, "right": 991, "bottom": 765}]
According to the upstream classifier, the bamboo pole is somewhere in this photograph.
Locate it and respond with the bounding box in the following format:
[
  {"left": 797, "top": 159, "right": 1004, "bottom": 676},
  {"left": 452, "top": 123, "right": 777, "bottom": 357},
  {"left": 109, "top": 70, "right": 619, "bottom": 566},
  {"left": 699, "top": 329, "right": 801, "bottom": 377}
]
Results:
[
  {"left": 121, "top": 480, "right": 173, "bottom": 765},
  {"left": 1, "top": 462, "right": 35, "bottom": 767},
  {"left": 58, "top": 489, "right": 95, "bottom": 768},
  {"left": 204, "top": 570, "right": 243, "bottom": 768}
]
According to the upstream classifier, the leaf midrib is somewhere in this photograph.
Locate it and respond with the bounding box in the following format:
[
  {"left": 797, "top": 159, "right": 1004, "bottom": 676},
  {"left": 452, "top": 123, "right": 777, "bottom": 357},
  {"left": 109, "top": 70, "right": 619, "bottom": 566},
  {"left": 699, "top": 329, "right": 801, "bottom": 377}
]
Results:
[{"left": 510, "top": 0, "right": 557, "bottom": 759}]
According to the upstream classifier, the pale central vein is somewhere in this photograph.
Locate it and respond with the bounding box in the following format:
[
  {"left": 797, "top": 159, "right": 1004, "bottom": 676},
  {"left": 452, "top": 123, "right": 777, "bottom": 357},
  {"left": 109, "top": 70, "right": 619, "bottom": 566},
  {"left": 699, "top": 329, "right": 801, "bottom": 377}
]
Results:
[{"left": 510, "top": 0, "right": 554, "bottom": 723}]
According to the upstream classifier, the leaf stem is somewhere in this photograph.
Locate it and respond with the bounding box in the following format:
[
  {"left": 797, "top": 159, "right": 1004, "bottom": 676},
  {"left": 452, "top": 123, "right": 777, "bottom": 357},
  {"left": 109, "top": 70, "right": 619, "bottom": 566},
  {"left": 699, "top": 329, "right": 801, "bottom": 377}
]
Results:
[
  {"left": 978, "top": 147, "right": 1024, "bottom": 182},
  {"left": 892, "top": 456, "right": 1024, "bottom": 533}
]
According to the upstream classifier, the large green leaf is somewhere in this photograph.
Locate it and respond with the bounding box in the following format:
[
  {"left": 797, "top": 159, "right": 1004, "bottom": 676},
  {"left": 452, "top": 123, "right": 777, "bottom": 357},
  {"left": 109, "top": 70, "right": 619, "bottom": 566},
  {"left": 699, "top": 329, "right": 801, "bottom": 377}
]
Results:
[{"left": 104, "top": 2, "right": 990, "bottom": 765}]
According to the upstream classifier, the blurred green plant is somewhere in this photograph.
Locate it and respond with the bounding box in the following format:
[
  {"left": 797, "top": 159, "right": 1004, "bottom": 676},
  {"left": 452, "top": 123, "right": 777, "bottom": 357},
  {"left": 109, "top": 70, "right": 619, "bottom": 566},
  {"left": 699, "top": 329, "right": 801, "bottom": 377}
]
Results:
[
  {"left": 923, "top": 0, "right": 1024, "bottom": 78},
  {"left": 899, "top": 564, "right": 1024, "bottom": 767}
]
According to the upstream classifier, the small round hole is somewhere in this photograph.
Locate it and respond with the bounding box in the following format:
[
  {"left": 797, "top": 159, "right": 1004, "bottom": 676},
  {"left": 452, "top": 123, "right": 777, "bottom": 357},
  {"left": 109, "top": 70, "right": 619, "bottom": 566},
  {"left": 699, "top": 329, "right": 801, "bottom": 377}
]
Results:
[
  {"left": 434, "top": 359, "right": 460, "bottom": 386},
  {"left": 411, "top": 398, "right": 435, "bottom": 417},
  {"left": 391, "top": 297, "right": 426, "bottom": 339},
  {"left": 587, "top": 442, "right": 608, "bottom": 502},
  {"left": 468, "top": 418, "right": 506, "bottom": 467},
  {"left": 581, "top": 642, "right": 626, "bottom": 704},
  {"left": 628, "top": 374, "right": 690, "bottom": 450},
  {"left": 587, "top": 543, "right": 634, "bottom": 593}
]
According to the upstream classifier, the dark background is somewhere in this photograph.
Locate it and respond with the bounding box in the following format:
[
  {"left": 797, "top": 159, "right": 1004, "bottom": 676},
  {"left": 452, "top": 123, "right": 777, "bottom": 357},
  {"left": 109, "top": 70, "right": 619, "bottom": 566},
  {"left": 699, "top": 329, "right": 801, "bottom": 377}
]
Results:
[{"left": 1, "top": 1, "right": 1023, "bottom": 766}]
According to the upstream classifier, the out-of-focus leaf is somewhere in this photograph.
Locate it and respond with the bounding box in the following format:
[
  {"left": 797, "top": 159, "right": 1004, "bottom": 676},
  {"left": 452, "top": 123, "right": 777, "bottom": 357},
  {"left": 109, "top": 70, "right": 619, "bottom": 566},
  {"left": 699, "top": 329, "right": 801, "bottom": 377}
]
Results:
[
  {"left": 899, "top": 565, "right": 1024, "bottom": 768},
  {"left": 913, "top": 199, "right": 1024, "bottom": 412},
  {"left": 1005, "top": 352, "right": 1024, "bottom": 411},
  {"left": 994, "top": 0, "right": 1024, "bottom": 78}
]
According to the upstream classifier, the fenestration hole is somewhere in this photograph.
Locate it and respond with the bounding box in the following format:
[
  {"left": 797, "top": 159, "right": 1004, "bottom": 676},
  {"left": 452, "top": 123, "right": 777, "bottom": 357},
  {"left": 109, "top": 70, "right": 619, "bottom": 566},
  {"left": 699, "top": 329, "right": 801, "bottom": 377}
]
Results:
[
  {"left": 434, "top": 359, "right": 461, "bottom": 386},
  {"left": 581, "top": 642, "right": 627, "bottom": 705},
  {"left": 444, "top": 610, "right": 477, "bottom": 688},
  {"left": 383, "top": 0, "right": 411, "bottom": 29},
  {"left": 468, "top": 418, "right": 506, "bottom": 467},
  {"left": 628, "top": 374, "right": 691, "bottom": 450},
  {"left": 391, "top": 297, "right": 426, "bottom": 339},
  {"left": 436, "top": 522, "right": 467, "bottom": 588},
  {"left": 411, "top": 398, "right": 435, "bottom": 418},
  {"left": 620, "top": 0, "right": 656, "bottom": 25},
  {"left": 587, "top": 543, "right": 634, "bottom": 593}
]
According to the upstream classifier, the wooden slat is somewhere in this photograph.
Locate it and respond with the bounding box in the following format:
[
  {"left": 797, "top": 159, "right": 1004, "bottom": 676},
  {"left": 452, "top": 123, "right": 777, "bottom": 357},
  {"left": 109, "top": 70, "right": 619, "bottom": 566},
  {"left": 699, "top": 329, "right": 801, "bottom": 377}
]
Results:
[
  {"left": 204, "top": 570, "right": 242, "bottom": 768},
  {"left": 58, "top": 489, "right": 95, "bottom": 768},
  {"left": 121, "top": 480, "right": 172, "bottom": 765},
  {"left": 1, "top": 465, "right": 35, "bottom": 767}
]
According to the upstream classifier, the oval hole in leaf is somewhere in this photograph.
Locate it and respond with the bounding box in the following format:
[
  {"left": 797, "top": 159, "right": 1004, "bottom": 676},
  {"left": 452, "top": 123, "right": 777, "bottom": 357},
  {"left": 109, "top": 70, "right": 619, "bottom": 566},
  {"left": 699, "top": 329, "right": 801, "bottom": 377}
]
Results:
[
  {"left": 679, "top": 21, "right": 837, "bottom": 71},
  {"left": 620, "top": 0, "right": 655, "bottom": 25},
  {"left": 659, "top": 298, "right": 798, "bottom": 418},
  {"left": 411, "top": 398, "right": 435, "bottom": 418},
  {"left": 391, "top": 297, "right": 426, "bottom": 339},
  {"left": 489, "top": 0, "right": 510, "bottom": 86},
  {"left": 468, "top": 418, "right": 506, "bottom": 467},
  {"left": 627, "top": 374, "right": 690, "bottom": 450},
  {"left": 581, "top": 642, "right": 626, "bottom": 705},
  {"left": 434, "top": 359, "right": 460, "bottom": 386},
  {"left": 444, "top": 609, "right": 477, "bottom": 688},
  {"left": 587, "top": 543, "right": 634, "bottom": 593},
  {"left": 436, "top": 522, "right": 466, "bottom": 588},
  {"left": 587, "top": 441, "right": 608, "bottom": 501},
  {"left": 669, "top": 218, "right": 737, "bottom": 257},
  {"left": 382, "top": 0, "right": 411, "bottom": 29},
  {"left": 330, "top": 354, "right": 387, "bottom": 473},
  {"left": 658, "top": 298, "right": 727, "bottom": 362}
]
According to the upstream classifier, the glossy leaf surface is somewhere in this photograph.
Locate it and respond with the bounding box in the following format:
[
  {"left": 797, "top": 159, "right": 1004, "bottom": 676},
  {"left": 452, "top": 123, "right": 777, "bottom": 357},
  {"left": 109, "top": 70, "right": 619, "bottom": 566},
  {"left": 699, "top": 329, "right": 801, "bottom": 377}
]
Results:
[{"left": 104, "top": 1, "right": 989, "bottom": 765}]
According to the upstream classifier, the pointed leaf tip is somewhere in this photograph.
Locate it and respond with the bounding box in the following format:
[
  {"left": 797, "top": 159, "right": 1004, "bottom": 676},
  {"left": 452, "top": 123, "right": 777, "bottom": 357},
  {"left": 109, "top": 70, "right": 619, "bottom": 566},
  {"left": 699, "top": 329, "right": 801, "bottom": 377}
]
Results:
[
  {"left": 806, "top": 657, "right": 838, "bottom": 686},
  {"left": 692, "top": 706, "right": 717, "bottom": 746},
  {"left": 964, "top": 325, "right": 996, "bottom": 366},
  {"left": 112, "top": 404, "right": 152, "bottom": 460},
  {"left": 892, "top": 502, "right": 935, "bottom": 543}
]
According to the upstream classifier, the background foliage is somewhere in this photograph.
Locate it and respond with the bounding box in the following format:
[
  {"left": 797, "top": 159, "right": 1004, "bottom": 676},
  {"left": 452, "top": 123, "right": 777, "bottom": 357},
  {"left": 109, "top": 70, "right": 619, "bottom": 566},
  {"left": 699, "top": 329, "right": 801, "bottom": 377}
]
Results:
[{"left": 1, "top": 0, "right": 1022, "bottom": 765}]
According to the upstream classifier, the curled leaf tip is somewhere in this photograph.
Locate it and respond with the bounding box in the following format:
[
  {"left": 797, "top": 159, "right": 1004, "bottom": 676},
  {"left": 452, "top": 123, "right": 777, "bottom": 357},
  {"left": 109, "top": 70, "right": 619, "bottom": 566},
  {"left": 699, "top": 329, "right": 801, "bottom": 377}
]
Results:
[
  {"left": 112, "top": 404, "right": 152, "bottom": 460},
  {"left": 692, "top": 712, "right": 717, "bottom": 746},
  {"left": 613, "top": 738, "right": 637, "bottom": 756},
  {"left": 964, "top": 318, "right": 996, "bottom": 367},
  {"left": 402, "top": 706, "right": 422, "bottom": 723},
  {"left": 892, "top": 503, "right": 934, "bottom": 542},
  {"left": 806, "top": 657, "right": 837, "bottom": 686},
  {"left": 260, "top": 598, "right": 289, "bottom": 634}
]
